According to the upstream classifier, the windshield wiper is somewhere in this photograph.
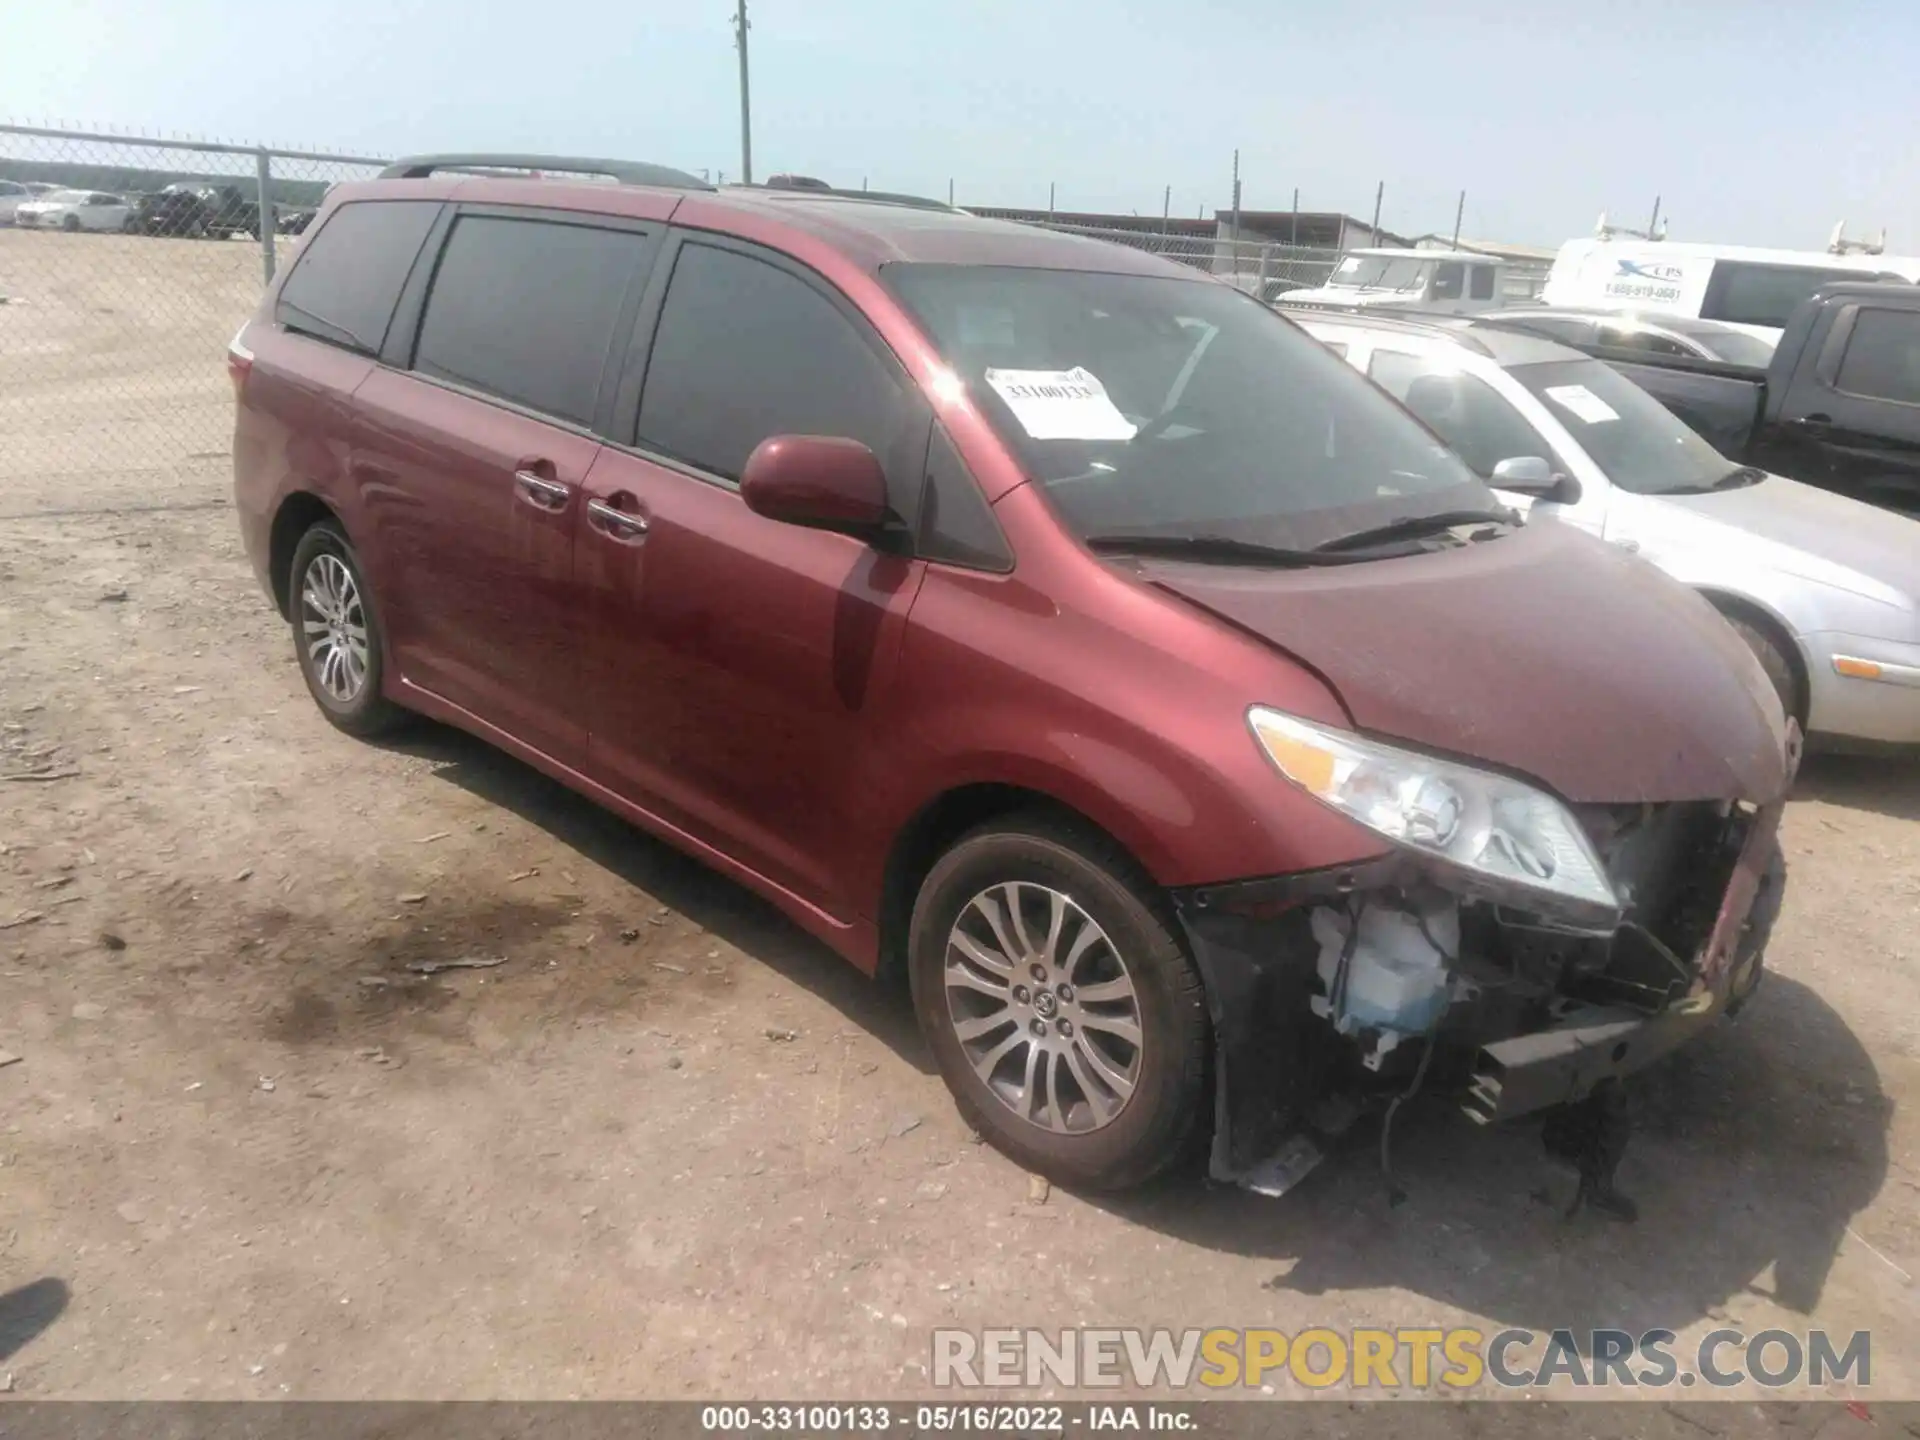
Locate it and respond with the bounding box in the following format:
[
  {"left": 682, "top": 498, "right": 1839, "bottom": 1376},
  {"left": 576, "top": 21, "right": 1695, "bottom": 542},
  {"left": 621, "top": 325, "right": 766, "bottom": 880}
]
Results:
[
  {"left": 1085, "top": 533, "right": 1374, "bottom": 567},
  {"left": 1710, "top": 464, "right": 1768, "bottom": 491},
  {"left": 1661, "top": 465, "right": 1769, "bottom": 497},
  {"left": 1312, "top": 508, "right": 1517, "bottom": 554}
]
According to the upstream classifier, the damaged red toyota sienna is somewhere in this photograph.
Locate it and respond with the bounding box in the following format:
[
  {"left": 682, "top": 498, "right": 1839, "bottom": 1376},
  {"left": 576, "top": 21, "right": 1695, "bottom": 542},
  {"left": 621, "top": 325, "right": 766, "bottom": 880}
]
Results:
[{"left": 231, "top": 155, "right": 1798, "bottom": 1204}]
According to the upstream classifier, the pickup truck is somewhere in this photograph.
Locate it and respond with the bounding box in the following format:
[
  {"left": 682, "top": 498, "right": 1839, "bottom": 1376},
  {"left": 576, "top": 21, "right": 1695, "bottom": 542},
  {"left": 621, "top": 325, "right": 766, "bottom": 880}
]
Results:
[
  {"left": 130, "top": 182, "right": 265, "bottom": 239},
  {"left": 1484, "top": 282, "right": 1920, "bottom": 515}
]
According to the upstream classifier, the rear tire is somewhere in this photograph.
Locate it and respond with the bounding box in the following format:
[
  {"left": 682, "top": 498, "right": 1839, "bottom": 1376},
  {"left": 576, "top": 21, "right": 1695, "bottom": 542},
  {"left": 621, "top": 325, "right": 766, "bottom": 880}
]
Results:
[
  {"left": 287, "top": 521, "right": 407, "bottom": 738},
  {"left": 907, "top": 814, "right": 1210, "bottom": 1191},
  {"left": 60, "top": 214, "right": 79, "bottom": 233},
  {"left": 1725, "top": 615, "right": 1801, "bottom": 729}
]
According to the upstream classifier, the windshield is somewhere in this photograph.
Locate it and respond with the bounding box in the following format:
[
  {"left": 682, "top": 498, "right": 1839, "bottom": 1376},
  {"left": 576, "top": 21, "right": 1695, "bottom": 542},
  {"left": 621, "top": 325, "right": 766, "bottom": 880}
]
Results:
[
  {"left": 44, "top": 189, "right": 88, "bottom": 203},
  {"left": 885, "top": 264, "right": 1492, "bottom": 550},
  {"left": 1509, "top": 358, "right": 1738, "bottom": 495},
  {"left": 1326, "top": 256, "right": 1433, "bottom": 292}
]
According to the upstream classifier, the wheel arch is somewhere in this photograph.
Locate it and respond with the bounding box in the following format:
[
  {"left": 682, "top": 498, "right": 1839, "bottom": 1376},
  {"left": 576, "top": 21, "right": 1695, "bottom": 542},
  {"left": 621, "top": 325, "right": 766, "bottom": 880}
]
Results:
[
  {"left": 1697, "top": 587, "right": 1810, "bottom": 729},
  {"left": 876, "top": 782, "right": 1165, "bottom": 990},
  {"left": 268, "top": 491, "right": 343, "bottom": 618}
]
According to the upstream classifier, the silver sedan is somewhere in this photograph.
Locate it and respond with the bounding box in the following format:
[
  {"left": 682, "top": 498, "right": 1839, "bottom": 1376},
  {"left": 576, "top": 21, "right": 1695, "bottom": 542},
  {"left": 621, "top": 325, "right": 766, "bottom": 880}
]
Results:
[{"left": 1292, "top": 309, "right": 1920, "bottom": 748}]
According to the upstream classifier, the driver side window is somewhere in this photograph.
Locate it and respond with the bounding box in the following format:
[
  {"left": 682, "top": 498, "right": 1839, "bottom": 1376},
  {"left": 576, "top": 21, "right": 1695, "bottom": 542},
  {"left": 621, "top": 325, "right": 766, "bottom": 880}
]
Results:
[
  {"left": 1367, "top": 349, "right": 1551, "bottom": 478},
  {"left": 636, "top": 241, "right": 927, "bottom": 527}
]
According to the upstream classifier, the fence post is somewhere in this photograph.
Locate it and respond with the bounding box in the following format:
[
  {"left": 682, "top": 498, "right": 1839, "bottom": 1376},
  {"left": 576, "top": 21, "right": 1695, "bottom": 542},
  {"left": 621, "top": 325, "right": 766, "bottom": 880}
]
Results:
[
  {"left": 255, "top": 149, "right": 276, "bottom": 283},
  {"left": 1256, "top": 244, "right": 1271, "bottom": 297}
]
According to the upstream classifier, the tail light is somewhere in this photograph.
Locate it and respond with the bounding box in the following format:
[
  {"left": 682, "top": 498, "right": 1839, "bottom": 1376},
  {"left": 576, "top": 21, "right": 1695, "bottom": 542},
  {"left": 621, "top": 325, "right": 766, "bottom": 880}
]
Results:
[{"left": 227, "top": 323, "right": 255, "bottom": 401}]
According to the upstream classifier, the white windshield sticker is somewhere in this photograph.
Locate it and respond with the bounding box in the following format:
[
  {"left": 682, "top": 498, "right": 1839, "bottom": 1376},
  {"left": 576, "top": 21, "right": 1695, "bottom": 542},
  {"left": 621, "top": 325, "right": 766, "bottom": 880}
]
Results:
[
  {"left": 984, "top": 366, "right": 1138, "bottom": 441},
  {"left": 1544, "top": 384, "right": 1620, "bottom": 424}
]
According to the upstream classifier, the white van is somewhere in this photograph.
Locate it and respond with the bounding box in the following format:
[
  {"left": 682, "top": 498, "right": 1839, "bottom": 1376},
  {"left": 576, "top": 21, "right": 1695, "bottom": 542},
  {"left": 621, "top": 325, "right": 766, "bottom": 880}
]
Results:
[
  {"left": 1275, "top": 248, "right": 1509, "bottom": 314},
  {"left": 1541, "top": 237, "right": 1920, "bottom": 344}
]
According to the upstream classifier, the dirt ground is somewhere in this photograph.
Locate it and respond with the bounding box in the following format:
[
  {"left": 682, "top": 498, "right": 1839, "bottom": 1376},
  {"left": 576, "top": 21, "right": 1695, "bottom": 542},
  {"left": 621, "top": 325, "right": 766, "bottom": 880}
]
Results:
[{"left": 2, "top": 228, "right": 1919, "bottom": 1407}]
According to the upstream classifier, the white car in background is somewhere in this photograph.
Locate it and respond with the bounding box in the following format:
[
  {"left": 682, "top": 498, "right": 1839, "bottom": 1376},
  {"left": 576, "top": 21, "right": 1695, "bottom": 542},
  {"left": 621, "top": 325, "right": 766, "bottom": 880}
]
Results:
[
  {"left": 1481, "top": 306, "right": 1780, "bottom": 366},
  {"left": 1290, "top": 306, "right": 1920, "bottom": 749},
  {"left": 14, "top": 189, "right": 132, "bottom": 233},
  {"left": 0, "top": 179, "right": 39, "bottom": 224}
]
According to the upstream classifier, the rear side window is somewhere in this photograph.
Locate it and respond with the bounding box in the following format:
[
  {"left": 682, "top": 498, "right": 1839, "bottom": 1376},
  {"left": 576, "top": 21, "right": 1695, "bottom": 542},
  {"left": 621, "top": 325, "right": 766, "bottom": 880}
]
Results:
[
  {"left": 1469, "top": 266, "right": 1496, "bottom": 301},
  {"left": 276, "top": 200, "right": 438, "bottom": 356},
  {"left": 414, "top": 214, "right": 650, "bottom": 425},
  {"left": 1835, "top": 308, "right": 1920, "bottom": 405},
  {"left": 1507, "top": 316, "right": 1595, "bottom": 346},
  {"left": 1703, "top": 262, "right": 1865, "bottom": 329},
  {"left": 1597, "top": 325, "right": 1693, "bottom": 357},
  {"left": 636, "top": 243, "right": 917, "bottom": 493},
  {"left": 1431, "top": 262, "right": 1465, "bottom": 301}
]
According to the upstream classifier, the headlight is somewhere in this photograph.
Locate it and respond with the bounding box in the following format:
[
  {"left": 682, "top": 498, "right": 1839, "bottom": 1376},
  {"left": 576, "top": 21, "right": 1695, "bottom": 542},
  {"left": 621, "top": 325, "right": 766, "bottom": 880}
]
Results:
[{"left": 1248, "top": 706, "right": 1620, "bottom": 915}]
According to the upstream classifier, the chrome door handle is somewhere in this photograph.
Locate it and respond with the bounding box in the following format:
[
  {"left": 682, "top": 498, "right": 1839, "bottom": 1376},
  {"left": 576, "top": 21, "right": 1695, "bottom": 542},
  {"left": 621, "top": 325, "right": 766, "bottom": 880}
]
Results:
[
  {"left": 514, "top": 470, "right": 570, "bottom": 509},
  {"left": 587, "top": 498, "right": 649, "bottom": 540}
]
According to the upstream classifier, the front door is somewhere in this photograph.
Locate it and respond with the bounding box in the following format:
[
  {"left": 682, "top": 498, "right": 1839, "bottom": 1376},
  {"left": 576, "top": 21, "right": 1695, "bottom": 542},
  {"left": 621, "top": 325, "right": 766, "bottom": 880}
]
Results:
[
  {"left": 578, "top": 235, "right": 932, "bottom": 919},
  {"left": 351, "top": 207, "right": 658, "bottom": 765}
]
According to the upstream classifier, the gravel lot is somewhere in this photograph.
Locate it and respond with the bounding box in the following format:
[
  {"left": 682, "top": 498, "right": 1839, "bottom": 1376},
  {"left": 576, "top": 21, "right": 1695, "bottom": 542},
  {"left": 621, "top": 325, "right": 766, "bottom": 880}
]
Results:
[{"left": 2, "top": 228, "right": 1918, "bottom": 1406}]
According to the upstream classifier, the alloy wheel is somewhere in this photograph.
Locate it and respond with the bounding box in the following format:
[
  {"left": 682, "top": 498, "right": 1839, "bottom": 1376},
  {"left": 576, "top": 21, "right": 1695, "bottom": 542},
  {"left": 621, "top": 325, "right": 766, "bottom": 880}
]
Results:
[
  {"left": 300, "top": 553, "right": 370, "bottom": 704},
  {"left": 943, "top": 881, "right": 1144, "bottom": 1134}
]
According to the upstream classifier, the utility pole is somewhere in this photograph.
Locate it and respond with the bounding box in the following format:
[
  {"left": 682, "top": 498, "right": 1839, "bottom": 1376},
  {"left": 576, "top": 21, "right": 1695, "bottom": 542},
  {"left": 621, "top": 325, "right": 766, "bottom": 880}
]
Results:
[
  {"left": 733, "top": 0, "right": 753, "bottom": 185},
  {"left": 1451, "top": 189, "right": 1465, "bottom": 248},
  {"left": 1648, "top": 194, "right": 1663, "bottom": 239},
  {"left": 1290, "top": 187, "right": 1299, "bottom": 247},
  {"left": 1229, "top": 148, "right": 1241, "bottom": 242},
  {"left": 1162, "top": 184, "right": 1170, "bottom": 234},
  {"left": 1048, "top": 182, "right": 1055, "bottom": 218},
  {"left": 1371, "top": 180, "right": 1383, "bottom": 240},
  {"left": 948, "top": 177, "right": 954, "bottom": 206}
]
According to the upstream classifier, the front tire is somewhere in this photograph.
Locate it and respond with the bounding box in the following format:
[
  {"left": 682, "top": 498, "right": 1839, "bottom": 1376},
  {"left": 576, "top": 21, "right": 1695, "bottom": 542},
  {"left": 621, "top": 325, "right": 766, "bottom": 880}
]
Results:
[
  {"left": 907, "top": 815, "right": 1209, "bottom": 1191},
  {"left": 288, "top": 521, "right": 407, "bottom": 737},
  {"left": 61, "top": 215, "right": 80, "bottom": 233},
  {"left": 1725, "top": 615, "right": 1801, "bottom": 729}
]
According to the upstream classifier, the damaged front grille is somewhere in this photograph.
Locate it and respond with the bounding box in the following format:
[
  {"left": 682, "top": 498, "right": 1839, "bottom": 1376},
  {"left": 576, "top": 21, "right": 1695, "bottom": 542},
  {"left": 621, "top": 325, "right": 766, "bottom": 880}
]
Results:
[{"left": 1575, "top": 800, "right": 1746, "bottom": 964}]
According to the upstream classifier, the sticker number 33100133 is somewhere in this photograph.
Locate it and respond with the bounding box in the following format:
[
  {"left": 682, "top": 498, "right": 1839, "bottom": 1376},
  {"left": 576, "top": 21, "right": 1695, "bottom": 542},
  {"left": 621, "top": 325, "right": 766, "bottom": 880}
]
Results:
[{"left": 983, "top": 366, "right": 1139, "bottom": 441}]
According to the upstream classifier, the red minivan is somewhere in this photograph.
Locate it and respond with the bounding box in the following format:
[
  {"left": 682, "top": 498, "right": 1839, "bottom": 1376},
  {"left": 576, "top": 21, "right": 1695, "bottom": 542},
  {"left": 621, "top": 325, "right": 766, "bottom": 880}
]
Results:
[{"left": 232, "top": 155, "right": 1797, "bottom": 1201}]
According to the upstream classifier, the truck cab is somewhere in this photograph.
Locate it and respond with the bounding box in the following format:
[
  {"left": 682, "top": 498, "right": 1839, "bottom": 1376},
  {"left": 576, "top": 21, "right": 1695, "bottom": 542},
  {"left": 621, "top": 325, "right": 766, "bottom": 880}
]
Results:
[{"left": 1276, "top": 247, "right": 1508, "bottom": 314}]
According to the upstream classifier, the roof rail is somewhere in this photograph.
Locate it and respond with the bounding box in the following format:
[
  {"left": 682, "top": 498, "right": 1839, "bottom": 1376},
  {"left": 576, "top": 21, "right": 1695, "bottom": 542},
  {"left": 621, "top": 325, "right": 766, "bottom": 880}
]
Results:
[
  {"left": 378, "top": 154, "right": 715, "bottom": 190},
  {"left": 734, "top": 182, "right": 962, "bottom": 214}
]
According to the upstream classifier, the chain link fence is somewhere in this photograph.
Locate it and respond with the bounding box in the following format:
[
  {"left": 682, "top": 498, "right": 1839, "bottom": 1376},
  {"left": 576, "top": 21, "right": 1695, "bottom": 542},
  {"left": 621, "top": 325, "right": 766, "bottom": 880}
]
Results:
[
  {"left": 1011, "top": 218, "right": 1346, "bottom": 297},
  {"left": 2, "top": 122, "right": 1552, "bottom": 505},
  {"left": 0, "top": 124, "right": 385, "bottom": 503}
]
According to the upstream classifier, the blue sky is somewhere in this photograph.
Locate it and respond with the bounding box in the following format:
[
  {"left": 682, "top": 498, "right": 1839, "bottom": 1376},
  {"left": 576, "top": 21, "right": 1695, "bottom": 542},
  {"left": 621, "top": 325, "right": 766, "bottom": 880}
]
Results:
[{"left": 5, "top": 0, "right": 1916, "bottom": 249}]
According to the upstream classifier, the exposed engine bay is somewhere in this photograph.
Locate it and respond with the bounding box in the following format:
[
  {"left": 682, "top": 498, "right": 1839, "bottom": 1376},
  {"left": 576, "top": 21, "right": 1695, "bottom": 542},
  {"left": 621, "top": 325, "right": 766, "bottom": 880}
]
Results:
[{"left": 1172, "top": 790, "right": 1789, "bottom": 1216}]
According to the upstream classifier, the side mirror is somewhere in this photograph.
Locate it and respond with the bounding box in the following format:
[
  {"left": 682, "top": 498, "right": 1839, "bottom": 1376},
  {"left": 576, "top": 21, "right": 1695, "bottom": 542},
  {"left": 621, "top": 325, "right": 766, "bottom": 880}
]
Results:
[
  {"left": 740, "top": 435, "right": 892, "bottom": 539},
  {"left": 1490, "top": 455, "right": 1582, "bottom": 504}
]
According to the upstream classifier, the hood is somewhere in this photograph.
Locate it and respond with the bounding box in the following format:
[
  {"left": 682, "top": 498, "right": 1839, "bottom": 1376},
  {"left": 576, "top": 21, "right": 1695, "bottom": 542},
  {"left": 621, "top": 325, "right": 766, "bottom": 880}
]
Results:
[
  {"left": 1138, "top": 521, "right": 1788, "bottom": 804},
  {"left": 1653, "top": 474, "right": 1920, "bottom": 607},
  {"left": 1280, "top": 286, "right": 1420, "bottom": 307}
]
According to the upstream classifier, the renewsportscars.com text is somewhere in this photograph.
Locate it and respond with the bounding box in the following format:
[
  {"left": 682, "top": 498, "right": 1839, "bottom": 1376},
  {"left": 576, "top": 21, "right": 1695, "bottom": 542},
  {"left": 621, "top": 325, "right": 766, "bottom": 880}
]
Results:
[{"left": 932, "top": 1327, "right": 1870, "bottom": 1391}]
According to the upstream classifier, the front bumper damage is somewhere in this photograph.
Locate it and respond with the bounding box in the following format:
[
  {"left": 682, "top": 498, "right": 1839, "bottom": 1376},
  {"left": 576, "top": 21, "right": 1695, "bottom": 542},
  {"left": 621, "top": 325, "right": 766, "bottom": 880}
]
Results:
[{"left": 1171, "top": 726, "right": 1800, "bottom": 1197}]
